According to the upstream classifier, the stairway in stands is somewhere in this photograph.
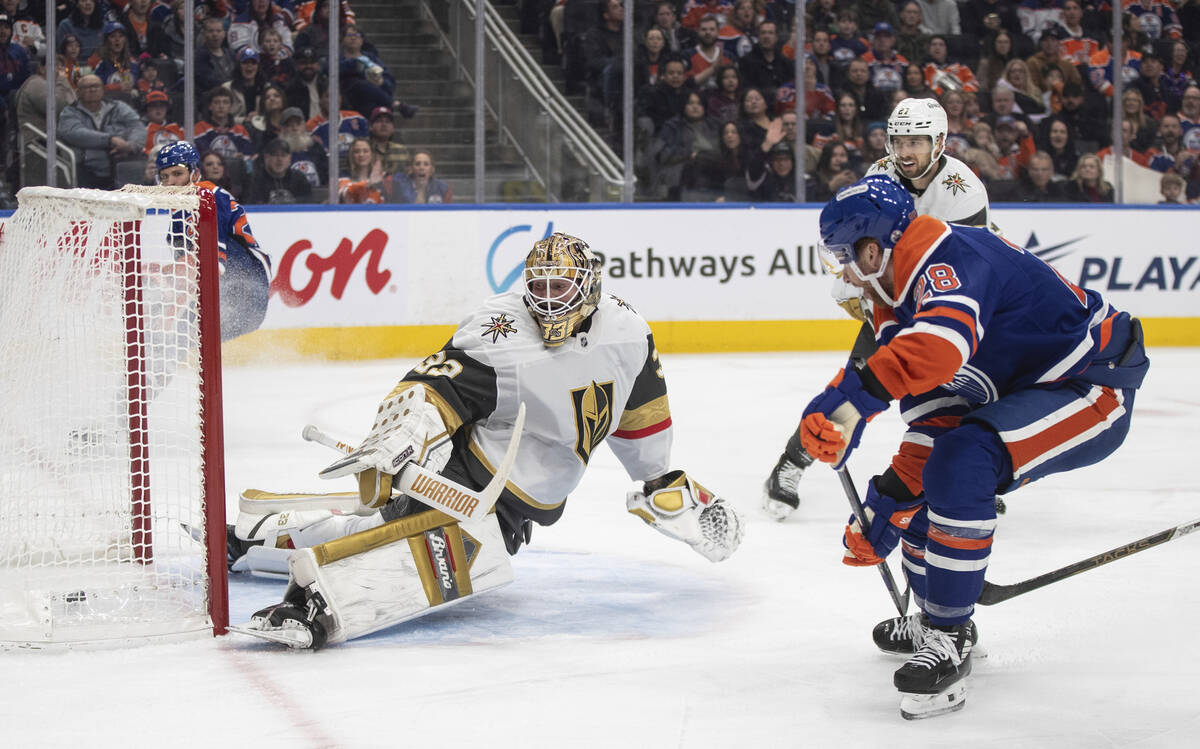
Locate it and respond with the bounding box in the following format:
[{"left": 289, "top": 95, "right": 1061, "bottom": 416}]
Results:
[{"left": 351, "top": 0, "right": 536, "bottom": 201}]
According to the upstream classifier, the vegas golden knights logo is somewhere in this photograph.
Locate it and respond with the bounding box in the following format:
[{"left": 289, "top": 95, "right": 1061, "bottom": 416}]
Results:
[{"left": 570, "top": 380, "right": 614, "bottom": 464}]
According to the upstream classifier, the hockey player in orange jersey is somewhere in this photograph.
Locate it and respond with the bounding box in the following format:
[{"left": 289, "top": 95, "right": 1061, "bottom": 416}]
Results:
[
  {"left": 795, "top": 175, "right": 1148, "bottom": 718},
  {"left": 155, "top": 141, "right": 271, "bottom": 341}
]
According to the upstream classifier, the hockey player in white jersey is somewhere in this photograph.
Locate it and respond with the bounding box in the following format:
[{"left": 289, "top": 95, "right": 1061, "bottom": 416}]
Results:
[
  {"left": 763, "top": 98, "right": 992, "bottom": 520},
  {"left": 228, "top": 232, "right": 745, "bottom": 649}
]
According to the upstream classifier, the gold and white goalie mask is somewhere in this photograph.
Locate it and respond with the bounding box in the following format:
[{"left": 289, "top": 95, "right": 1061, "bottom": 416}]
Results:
[{"left": 522, "top": 232, "right": 602, "bottom": 347}]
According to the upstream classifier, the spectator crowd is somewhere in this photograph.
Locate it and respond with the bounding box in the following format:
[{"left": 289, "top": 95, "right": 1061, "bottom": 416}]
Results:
[
  {"left": 539, "top": 0, "right": 1200, "bottom": 203},
  {"left": 0, "top": 0, "right": 452, "bottom": 205},
  {"left": 3, "top": 0, "right": 1200, "bottom": 204}
]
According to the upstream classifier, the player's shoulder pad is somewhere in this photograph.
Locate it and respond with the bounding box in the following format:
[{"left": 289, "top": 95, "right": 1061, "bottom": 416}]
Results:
[
  {"left": 935, "top": 155, "right": 988, "bottom": 199},
  {"left": 865, "top": 156, "right": 895, "bottom": 177},
  {"left": 590, "top": 293, "right": 653, "bottom": 342},
  {"left": 451, "top": 291, "right": 540, "bottom": 354}
]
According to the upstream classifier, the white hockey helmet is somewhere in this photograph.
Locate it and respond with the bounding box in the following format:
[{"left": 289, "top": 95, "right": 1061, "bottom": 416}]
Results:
[{"left": 886, "top": 98, "right": 948, "bottom": 178}]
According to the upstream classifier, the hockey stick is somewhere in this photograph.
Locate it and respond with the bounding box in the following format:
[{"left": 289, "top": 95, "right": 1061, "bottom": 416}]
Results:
[
  {"left": 977, "top": 516, "right": 1200, "bottom": 606},
  {"left": 244, "top": 403, "right": 527, "bottom": 524},
  {"left": 838, "top": 467, "right": 910, "bottom": 616}
]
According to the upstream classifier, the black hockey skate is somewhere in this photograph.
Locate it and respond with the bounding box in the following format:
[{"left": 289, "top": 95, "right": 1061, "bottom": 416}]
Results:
[
  {"left": 761, "top": 452, "right": 813, "bottom": 521},
  {"left": 894, "top": 621, "right": 975, "bottom": 720},
  {"left": 228, "top": 584, "right": 331, "bottom": 651},
  {"left": 874, "top": 612, "right": 978, "bottom": 655},
  {"left": 225, "top": 523, "right": 264, "bottom": 570}
]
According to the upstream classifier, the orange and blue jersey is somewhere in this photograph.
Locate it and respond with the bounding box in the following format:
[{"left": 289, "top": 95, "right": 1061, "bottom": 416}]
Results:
[
  {"left": 186, "top": 180, "right": 271, "bottom": 276},
  {"left": 308, "top": 110, "right": 370, "bottom": 158},
  {"left": 1087, "top": 47, "right": 1141, "bottom": 98},
  {"left": 144, "top": 121, "right": 185, "bottom": 155},
  {"left": 1122, "top": 0, "right": 1182, "bottom": 41},
  {"left": 866, "top": 216, "right": 1112, "bottom": 406},
  {"left": 863, "top": 217, "right": 1146, "bottom": 624},
  {"left": 194, "top": 121, "right": 256, "bottom": 162},
  {"left": 861, "top": 49, "right": 908, "bottom": 92}
]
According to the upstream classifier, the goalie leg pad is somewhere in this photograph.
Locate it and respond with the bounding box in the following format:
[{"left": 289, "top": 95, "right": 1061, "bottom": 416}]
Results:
[
  {"left": 288, "top": 509, "right": 514, "bottom": 645},
  {"left": 233, "top": 508, "right": 386, "bottom": 550},
  {"left": 627, "top": 470, "right": 744, "bottom": 562}
]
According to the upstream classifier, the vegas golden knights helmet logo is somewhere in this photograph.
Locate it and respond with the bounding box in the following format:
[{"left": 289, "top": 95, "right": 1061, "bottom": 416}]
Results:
[{"left": 570, "top": 380, "right": 614, "bottom": 464}]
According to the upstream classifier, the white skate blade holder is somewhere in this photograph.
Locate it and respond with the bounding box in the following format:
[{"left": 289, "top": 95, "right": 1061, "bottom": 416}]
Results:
[
  {"left": 899, "top": 680, "right": 968, "bottom": 720},
  {"left": 227, "top": 621, "right": 316, "bottom": 650}
]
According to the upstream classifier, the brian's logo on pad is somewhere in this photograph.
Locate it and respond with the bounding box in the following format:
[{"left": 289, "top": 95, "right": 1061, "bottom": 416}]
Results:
[{"left": 424, "top": 528, "right": 460, "bottom": 602}]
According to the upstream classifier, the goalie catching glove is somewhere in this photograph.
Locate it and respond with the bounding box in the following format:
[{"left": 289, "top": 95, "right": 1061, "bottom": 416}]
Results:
[
  {"left": 627, "top": 470, "right": 744, "bottom": 562},
  {"left": 318, "top": 384, "right": 453, "bottom": 510}
]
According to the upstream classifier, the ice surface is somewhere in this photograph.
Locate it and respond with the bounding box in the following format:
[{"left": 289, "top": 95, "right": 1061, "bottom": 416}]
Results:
[{"left": 3, "top": 350, "right": 1197, "bottom": 747}]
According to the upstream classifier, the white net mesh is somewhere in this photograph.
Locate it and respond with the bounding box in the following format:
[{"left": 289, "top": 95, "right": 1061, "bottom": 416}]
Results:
[{"left": 0, "top": 186, "right": 222, "bottom": 647}]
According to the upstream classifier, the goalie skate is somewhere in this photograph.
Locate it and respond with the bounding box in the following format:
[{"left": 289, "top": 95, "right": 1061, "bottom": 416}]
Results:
[
  {"left": 227, "top": 590, "right": 330, "bottom": 650},
  {"left": 227, "top": 618, "right": 320, "bottom": 649}
]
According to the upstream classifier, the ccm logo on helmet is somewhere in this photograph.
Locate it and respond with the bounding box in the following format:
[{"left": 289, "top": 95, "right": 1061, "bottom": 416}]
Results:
[{"left": 410, "top": 474, "right": 480, "bottom": 516}]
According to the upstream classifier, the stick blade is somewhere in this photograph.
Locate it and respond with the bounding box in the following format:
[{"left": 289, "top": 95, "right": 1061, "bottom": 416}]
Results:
[
  {"left": 478, "top": 402, "right": 525, "bottom": 507},
  {"left": 318, "top": 448, "right": 375, "bottom": 479}
]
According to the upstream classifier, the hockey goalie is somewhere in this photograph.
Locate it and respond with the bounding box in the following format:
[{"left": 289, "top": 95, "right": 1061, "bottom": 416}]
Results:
[{"left": 228, "top": 232, "right": 745, "bottom": 649}]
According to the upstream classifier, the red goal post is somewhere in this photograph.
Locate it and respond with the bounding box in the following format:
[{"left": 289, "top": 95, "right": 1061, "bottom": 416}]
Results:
[{"left": 0, "top": 185, "right": 228, "bottom": 648}]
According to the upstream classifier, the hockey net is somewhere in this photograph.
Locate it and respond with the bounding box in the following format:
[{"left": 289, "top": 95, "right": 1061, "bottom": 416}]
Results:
[{"left": 0, "top": 185, "right": 228, "bottom": 648}]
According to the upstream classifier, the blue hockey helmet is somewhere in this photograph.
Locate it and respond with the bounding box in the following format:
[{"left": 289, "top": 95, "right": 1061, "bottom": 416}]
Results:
[
  {"left": 155, "top": 141, "right": 201, "bottom": 184},
  {"left": 818, "top": 175, "right": 915, "bottom": 306}
]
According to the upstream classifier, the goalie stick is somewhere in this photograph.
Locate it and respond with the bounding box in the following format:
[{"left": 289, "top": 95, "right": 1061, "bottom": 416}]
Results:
[
  {"left": 977, "top": 516, "right": 1200, "bottom": 605},
  {"left": 242, "top": 403, "right": 527, "bottom": 524},
  {"left": 838, "top": 467, "right": 910, "bottom": 616}
]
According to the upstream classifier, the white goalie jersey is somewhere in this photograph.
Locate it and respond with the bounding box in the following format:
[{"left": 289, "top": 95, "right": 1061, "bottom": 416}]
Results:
[
  {"left": 402, "top": 290, "right": 673, "bottom": 527},
  {"left": 866, "top": 153, "right": 990, "bottom": 227}
]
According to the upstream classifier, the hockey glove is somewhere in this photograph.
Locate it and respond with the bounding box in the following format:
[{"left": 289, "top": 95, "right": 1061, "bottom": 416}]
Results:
[
  {"left": 799, "top": 366, "right": 890, "bottom": 469},
  {"left": 318, "top": 384, "right": 453, "bottom": 510},
  {"left": 842, "top": 478, "right": 923, "bottom": 567},
  {"left": 627, "top": 470, "right": 744, "bottom": 562}
]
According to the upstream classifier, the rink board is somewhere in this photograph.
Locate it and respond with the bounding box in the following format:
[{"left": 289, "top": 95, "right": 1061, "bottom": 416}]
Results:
[{"left": 4, "top": 202, "right": 1196, "bottom": 360}]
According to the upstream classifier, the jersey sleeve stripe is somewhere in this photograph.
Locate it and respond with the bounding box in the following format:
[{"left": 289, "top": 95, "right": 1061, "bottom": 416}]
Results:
[
  {"left": 615, "top": 394, "right": 671, "bottom": 433},
  {"left": 900, "top": 394, "right": 970, "bottom": 423},
  {"left": 868, "top": 331, "right": 965, "bottom": 399},
  {"left": 896, "top": 322, "right": 972, "bottom": 364},
  {"left": 916, "top": 296, "right": 983, "bottom": 342},
  {"left": 911, "top": 414, "right": 963, "bottom": 430},
  {"left": 915, "top": 306, "right": 979, "bottom": 352},
  {"left": 611, "top": 417, "right": 673, "bottom": 440},
  {"left": 901, "top": 432, "right": 934, "bottom": 448}
]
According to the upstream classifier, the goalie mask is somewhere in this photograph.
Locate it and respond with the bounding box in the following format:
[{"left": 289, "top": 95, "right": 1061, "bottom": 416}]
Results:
[
  {"left": 886, "top": 97, "right": 947, "bottom": 180},
  {"left": 522, "top": 233, "right": 602, "bottom": 347}
]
